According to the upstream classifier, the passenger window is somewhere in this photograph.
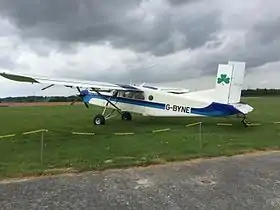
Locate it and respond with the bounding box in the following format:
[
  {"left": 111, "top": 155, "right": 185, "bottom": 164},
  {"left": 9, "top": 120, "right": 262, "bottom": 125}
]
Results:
[{"left": 134, "top": 92, "right": 145, "bottom": 100}]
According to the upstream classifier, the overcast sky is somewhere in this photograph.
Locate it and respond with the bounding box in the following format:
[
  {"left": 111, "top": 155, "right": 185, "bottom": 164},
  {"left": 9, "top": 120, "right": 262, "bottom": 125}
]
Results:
[{"left": 0, "top": 0, "right": 280, "bottom": 97}]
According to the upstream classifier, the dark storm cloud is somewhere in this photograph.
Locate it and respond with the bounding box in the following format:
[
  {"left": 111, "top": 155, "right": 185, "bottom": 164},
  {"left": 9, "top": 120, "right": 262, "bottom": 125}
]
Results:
[
  {"left": 167, "top": 0, "right": 202, "bottom": 6},
  {"left": 0, "top": 0, "right": 221, "bottom": 55},
  {"left": 0, "top": 0, "right": 136, "bottom": 45},
  {"left": 227, "top": 17, "right": 280, "bottom": 69},
  {"left": 176, "top": 15, "right": 280, "bottom": 78},
  {"left": 0, "top": 0, "right": 138, "bottom": 40},
  {"left": 0, "top": 0, "right": 280, "bottom": 88},
  {"left": 0, "top": 0, "right": 137, "bottom": 27},
  {"left": 112, "top": 10, "right": 221, "bottom": 56},
  {"left": 252, "top": 17, "right": 280, "bottom": 45}
]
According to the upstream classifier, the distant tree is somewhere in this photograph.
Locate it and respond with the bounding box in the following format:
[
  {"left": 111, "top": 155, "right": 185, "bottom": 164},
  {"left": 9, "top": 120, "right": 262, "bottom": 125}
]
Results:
[{"left": 242, "top": 88, "right": 280, "bottom": 97}]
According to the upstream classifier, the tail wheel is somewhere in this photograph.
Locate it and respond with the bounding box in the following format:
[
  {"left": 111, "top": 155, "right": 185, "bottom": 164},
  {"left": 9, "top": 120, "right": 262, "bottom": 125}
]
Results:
[
  {"left": 241, "top": 117, "right": 251, "bottom": 127},
  {"left": 94, "top": 114, "right": 105, "bottom": 125},
  {"left": 121, "top": 112, "right": 132, "bottom": 121}
]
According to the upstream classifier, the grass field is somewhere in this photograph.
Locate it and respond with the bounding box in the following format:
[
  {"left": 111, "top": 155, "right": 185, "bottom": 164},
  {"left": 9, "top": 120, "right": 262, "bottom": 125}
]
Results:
[{"left": 0, "top": 97, "right": 280, "bottom": 179}]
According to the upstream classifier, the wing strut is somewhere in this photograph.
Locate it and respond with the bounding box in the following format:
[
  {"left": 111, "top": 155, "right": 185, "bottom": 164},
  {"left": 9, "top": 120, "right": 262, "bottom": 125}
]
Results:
[
  {"left": 41, "top": 84, "right": 55, "bottom": 91},
  {"left": 93, "top": 89, "right": 122, "bottom": 113}
]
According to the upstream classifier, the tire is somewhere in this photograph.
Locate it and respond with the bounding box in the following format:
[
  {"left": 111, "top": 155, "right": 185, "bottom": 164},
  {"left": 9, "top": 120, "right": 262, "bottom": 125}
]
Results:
[
  {"left": 94, "top": 114, "right": 105, "bottom": 125},
  {"left": 121, "top": 112, "right": 132, "bottom": 121}
]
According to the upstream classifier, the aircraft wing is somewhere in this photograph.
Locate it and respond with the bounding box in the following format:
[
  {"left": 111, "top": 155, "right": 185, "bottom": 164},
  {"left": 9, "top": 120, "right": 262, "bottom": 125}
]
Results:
[{"left": 0, "top": 71, "right": 141, "bottom": 91}]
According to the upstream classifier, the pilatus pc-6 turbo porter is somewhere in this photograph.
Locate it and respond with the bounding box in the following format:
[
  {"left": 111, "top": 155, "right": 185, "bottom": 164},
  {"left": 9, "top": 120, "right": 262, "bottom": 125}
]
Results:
[{"left": 0, "top": 61, "right": 253, "bottom": 126}]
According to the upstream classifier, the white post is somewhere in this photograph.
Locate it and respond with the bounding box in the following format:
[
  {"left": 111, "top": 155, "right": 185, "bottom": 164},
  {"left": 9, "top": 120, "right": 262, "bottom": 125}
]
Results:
[
  {"left": 40, "top": 130, "right": 44, "bottom": 164},
  {"left": 199, "top": 122, "right": 202, "bottom": 150}
]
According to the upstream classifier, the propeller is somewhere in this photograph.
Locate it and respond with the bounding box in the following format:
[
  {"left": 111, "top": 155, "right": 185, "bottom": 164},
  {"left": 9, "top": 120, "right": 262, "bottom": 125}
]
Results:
[{"left": 70, "top": 87, "right": 89, "bottom": 108}]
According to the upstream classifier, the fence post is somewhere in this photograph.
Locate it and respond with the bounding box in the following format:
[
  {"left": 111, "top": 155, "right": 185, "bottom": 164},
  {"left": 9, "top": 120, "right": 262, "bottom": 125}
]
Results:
[
  {"left": 40, "top": 130, "right": 44, "bottom": 164},
  {"left": 22, "top": 129, "right": 47, "bottom": 164},
  {"left": 199, "top": 122, "right": 202, "bottom": 150}
]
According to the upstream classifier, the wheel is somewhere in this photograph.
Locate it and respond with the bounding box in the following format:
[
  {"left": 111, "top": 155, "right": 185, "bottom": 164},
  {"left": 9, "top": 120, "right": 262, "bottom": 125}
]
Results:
[
  {"left": 121, "top": 112, "right": 132, "bottom": 121},
  {"left": 93, "top": 114, "right": 105, "bottom": 125},
  {"left": 241, "top": 118, "right": 251, "bottom": 127}
]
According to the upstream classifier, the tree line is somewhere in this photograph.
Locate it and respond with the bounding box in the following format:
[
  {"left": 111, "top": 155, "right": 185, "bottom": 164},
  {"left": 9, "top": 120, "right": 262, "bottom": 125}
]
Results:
[
  {"left": 0, "top": 96, "right": 81, "bottom": 103},
  {"left": 241, "top": 88, "right": 280, "bottom": 97},
  {"left": 0, "top": 89, "right": 280, "bottom": 103}
]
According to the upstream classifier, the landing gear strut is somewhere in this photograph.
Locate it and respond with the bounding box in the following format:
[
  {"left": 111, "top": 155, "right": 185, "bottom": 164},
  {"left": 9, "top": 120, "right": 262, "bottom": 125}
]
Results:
[
  {"left": 92, "top": 89, "right": 132, "bottom": 125},
  {"left": 93, "top": 106, "right": 118, "bottom": 125},
  {"left": 93, "top": 111, "right": 132, "bottom": 125},
  {"left": 241, "top": 115, "right": 251, "bottom": 127}
]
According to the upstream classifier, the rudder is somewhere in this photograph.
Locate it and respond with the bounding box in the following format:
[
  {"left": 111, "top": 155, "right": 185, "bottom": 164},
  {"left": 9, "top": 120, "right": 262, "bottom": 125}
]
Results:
[{"left": 228, "top": 61, "right": 246, "bottom": 104}]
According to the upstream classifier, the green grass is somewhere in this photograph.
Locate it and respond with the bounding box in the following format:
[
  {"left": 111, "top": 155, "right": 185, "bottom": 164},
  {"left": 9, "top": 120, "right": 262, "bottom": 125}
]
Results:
[{"left": 0, "top": 97, "right": 280, "bottom": 179}]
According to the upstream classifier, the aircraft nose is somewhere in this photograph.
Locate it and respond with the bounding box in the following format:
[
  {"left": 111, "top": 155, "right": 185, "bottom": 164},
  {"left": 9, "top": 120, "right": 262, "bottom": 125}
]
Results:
[{"left": 79, "top": 89, "right": 89, "bottom": 96}]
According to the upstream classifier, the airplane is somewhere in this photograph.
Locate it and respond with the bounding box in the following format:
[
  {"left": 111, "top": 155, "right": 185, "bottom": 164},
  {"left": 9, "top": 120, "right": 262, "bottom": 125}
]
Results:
[{"left": 0, "top": 61, "right": 253, "bottom": 126}]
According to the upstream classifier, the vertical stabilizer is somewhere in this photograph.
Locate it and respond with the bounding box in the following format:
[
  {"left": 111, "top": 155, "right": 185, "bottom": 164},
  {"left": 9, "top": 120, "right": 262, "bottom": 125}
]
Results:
[
  {"left": 215, "top": 61, "right": 246, "bottom": 104},
  {"left": 215, "top": 64, "right": 234, "bottom": 103}
]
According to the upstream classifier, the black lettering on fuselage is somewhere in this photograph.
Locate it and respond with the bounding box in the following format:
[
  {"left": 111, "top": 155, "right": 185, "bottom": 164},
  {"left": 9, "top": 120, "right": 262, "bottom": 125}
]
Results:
[
  {"left": 181, "top": 106, "right": 187, "bottom": 113},
  {"left": 165, "top": 104, "right": 191, "bottom": 113},
  {"left": 166, "top": 104, "right": 171, "bottom": 110}
]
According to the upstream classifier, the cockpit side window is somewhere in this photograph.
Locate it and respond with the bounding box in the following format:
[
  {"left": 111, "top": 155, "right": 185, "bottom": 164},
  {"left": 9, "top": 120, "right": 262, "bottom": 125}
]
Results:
[{"left": 117, "top": 91, "right": 145, "bottom": 100}]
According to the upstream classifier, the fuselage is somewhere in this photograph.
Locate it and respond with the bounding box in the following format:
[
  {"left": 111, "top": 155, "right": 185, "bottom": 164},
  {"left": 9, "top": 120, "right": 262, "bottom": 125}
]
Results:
[{"left": 82, "top": 85, "right": 251, "bottom": 117}]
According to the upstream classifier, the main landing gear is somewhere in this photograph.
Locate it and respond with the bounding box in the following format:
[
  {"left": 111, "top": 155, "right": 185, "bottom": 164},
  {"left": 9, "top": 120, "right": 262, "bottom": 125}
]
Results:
[
  {"left": 93, "top": 111, "right": 132, "bottom": 125},
  {"left": 92, "top": 90, "right": 132, "bottom": 125}
]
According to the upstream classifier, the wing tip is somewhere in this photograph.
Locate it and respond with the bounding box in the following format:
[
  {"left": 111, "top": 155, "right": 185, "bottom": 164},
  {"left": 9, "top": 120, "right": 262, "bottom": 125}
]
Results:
[{"left": 0, "top": 72, "right": 39, "bottom": 83}]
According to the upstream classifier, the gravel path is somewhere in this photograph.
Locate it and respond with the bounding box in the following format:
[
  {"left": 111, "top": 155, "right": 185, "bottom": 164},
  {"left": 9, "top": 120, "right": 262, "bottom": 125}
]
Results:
[{"left": 1, "top": 151, "right": 280, "bottom": 210}]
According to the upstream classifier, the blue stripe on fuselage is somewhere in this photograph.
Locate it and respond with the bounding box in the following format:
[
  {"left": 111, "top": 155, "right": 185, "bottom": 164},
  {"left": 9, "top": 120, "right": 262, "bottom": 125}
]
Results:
[
  {"left": 83, "top": 93, "right": 241, "bottom": 117},
  {"left": 83, "top": 93, "right": 165, "bottom": 109},
  {"left": 191, "top": 103, "right": 241, "bottom": 116}
]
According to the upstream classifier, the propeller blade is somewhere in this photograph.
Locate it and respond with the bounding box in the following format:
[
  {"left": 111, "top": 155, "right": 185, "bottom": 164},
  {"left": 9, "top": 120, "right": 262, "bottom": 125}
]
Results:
[
  {"left": 84, "top": 102, "right": 89, "bottom": 108},
  {"left": 70, "top": 97, "right": 79, "bottom": 105},
  {"left": 72, "top": 87, "right": 89, "bottom": 108}
]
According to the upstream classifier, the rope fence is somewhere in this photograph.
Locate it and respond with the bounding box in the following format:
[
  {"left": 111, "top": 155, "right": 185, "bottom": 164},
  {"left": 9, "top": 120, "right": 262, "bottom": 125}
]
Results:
[
  {"left": 1, "top": 120, "right": 279, "bottom": 140},
  {"left": 0, "top": 121, "right": 279, "bottom": 165}
]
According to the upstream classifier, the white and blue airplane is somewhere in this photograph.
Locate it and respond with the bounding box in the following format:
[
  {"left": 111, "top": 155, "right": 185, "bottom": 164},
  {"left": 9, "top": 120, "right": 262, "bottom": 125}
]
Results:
[{"left": 0, "top": 61, "right": 253, "bottom": 126}]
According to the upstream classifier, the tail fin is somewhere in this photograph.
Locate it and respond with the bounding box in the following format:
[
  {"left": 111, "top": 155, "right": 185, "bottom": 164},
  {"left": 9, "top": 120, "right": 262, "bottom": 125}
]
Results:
[{"left": 215, "top": 61, "right": 246, "bottom": 104}]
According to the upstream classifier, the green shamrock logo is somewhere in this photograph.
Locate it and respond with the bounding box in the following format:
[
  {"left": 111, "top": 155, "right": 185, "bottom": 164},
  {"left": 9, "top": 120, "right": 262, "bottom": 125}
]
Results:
[{"left": 217, "top": 74, "right": 230, "bottom": 85}]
